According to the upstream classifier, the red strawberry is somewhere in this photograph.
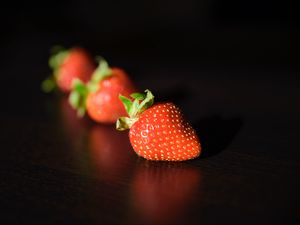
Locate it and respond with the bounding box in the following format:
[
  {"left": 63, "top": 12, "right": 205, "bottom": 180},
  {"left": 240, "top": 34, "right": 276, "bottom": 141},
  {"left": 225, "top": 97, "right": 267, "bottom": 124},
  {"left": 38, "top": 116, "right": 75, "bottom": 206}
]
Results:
[
  {"left": 69, "top": 58, "right": 136, "bottom": 123},
  {"left": 117, "top": 90, "right": 201, "bottom": 161},
  {"left": 42, "top": 46, "right": 95, "bottom": 93}
]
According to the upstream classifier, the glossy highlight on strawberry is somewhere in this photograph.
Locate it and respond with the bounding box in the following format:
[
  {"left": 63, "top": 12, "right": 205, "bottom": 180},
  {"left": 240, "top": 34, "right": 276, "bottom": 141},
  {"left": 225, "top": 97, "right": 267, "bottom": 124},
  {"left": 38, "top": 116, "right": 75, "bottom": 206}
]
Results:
[{"left": 117, "top": 90, "right": 201, "bottom": 161}]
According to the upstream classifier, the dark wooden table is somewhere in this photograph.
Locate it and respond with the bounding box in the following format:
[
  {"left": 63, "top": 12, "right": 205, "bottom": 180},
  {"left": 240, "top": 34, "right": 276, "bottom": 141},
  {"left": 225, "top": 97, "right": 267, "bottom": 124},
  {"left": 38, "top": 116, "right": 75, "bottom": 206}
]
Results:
[{"left": 0, "top": 35, "right": 300, "bottom": 225}]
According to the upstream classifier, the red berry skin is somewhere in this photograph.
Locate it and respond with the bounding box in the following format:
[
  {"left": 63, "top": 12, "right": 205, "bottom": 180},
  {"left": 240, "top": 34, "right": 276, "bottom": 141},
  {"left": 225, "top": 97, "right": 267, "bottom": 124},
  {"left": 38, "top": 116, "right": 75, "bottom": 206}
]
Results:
[
  {"left": 56, "top": 48, "right": 95, "bottom": 93},
  {"left": 129, "top": 103, "right": 201, "bottom": 161},
  {"left": 86, "top": 68, "right": 136, "bottom": 123}
]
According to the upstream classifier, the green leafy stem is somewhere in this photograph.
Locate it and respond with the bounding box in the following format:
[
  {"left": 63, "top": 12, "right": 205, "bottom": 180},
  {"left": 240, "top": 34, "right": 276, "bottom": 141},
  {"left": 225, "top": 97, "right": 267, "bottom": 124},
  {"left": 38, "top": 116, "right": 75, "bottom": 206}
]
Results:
[
  {"left": 41, "top": 46, "right": 69, "bottom": 93},
  {"left": 116, "top": 89, "right": 154, "bottom": 131},
  {"left": 68, "top": 57, "right": 113, "bottom": 117}
]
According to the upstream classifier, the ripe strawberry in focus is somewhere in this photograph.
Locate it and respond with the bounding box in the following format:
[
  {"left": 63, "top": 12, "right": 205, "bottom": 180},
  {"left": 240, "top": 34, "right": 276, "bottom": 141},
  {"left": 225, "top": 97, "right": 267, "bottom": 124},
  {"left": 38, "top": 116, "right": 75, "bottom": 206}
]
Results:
[
  {"left": 117, "top": 90, "right": 201, "bottom": 161},
  {"left": 42, "top": 46, "right": 95, "bottom": 93},
  {"left": 69, "top": 58, "right": 136, "bottom": 123}
]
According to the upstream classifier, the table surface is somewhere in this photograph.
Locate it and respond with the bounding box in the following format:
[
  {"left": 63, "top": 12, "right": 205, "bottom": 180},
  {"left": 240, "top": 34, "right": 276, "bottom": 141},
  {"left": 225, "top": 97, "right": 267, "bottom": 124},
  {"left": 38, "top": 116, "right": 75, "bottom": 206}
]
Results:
[{"left": 1, "top": 35, "right": 300, "bottom": 225}]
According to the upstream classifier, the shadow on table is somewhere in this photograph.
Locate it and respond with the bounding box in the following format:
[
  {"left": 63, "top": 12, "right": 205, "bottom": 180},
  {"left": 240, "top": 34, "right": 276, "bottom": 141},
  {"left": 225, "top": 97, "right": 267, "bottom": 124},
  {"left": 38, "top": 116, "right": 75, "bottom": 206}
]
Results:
[{"left": 193, "top": 116, "right": 243, "bottom": 158}]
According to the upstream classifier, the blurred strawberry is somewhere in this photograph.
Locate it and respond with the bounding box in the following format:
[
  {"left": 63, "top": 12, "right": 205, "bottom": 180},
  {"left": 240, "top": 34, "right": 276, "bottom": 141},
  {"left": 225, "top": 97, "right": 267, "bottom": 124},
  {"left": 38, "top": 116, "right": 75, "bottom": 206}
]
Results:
[
  {"left": 42, "top": 46, "right": 95, "bottom": 93},
  {"left": 69, "top": 58, "right": 136, "bottom": 123}
]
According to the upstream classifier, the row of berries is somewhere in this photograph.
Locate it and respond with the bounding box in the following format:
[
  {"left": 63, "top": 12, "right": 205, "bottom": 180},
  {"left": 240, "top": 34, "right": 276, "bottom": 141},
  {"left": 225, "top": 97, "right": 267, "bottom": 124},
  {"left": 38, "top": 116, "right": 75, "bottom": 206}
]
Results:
[{"left": 42, "top": 46, "right": 202, "bottom": 161}]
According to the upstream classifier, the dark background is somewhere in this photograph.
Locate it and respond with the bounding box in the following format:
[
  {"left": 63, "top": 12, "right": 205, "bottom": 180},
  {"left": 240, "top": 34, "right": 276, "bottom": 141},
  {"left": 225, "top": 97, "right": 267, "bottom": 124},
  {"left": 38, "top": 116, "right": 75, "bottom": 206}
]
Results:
[
  {"left": 1, "top": 0, "right": 300, "bottom": 118},
  {"left": 1, "top": 0, "right": 300, "bottom": 67},
  {"left": 0, "top": 0, "right": 300, "bottom": 224}
]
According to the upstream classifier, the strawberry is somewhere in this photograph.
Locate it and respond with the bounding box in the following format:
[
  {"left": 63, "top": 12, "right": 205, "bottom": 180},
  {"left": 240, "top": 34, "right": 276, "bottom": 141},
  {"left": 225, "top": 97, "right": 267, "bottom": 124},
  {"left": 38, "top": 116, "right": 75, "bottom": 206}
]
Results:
[
  {"left": 116, "top": 90, "right": 201, "bottom": 161},
  {"left": 69, "top": 58, "right": 136, "bottom": 123},
  {"left": 42, "top": 46, "right": 95, "bottom": 93}
]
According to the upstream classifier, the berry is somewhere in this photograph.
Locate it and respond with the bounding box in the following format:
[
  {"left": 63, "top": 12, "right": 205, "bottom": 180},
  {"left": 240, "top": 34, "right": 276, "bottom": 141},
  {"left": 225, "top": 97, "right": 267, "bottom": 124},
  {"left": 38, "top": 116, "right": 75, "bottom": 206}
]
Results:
[
  {"left": 117, "top": 90, "right": 201, "bottom": 161},
  {"left": 42, "top": 46, "right": 95, "bottom": 93},
  {"left": 69, "top": 58, "right": 136, "bottom": 123}
]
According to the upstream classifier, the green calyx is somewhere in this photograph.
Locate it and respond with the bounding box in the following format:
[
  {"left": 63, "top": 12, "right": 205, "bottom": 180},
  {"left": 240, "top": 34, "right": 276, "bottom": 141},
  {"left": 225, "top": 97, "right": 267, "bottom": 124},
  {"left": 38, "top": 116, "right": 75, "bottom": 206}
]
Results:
[
  {"left": 116, "top": 89, "right": 154, "bottom": 131},
  {"left": 48, "top": 46, "right": 69, "bottom": 72},
  {"left": 69, "top": 79, "right": 89, "bottom": 117},
  {"left": 87, "top": 57, "right": 112, "bottom": 92},
  {"left": 68, "top": 57, "right": 113, "bottom": 117},
  {"left": 41, "top": 46, "right": 69, "bottom": 93},
  {"left": 41, "top": 76, "right": 56, "bottom": 93}
]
